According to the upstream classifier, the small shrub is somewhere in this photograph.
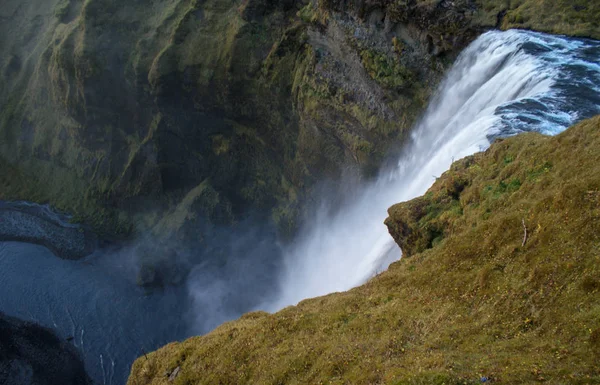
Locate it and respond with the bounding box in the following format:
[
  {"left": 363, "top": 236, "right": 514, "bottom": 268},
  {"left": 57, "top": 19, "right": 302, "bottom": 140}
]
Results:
[{"left": 54, "top": 0, "right": 70, "bottom": 21}]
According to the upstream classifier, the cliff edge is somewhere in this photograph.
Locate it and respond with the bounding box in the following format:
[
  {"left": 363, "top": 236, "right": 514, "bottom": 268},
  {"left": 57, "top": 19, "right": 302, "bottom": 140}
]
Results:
[{"left": 128, "top": 116, "right": 600, "bottom": 384}]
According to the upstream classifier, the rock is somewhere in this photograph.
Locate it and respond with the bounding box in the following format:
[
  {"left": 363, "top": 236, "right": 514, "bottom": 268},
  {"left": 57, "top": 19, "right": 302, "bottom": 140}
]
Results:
[
  {"left": 0, "top": 312, "right": 91, "bottom": 385},
  {"left": 385, "top": 157, "right": 471, "bottom": 257},
  {"left": 137, "top": 264, "right": 161, "bottom": 288},
  {"left": 135, "top": 245, "right": 188, "bottom": 288},
  {"left": 168, "top": 366, "right": 180, "bottom": 382}
]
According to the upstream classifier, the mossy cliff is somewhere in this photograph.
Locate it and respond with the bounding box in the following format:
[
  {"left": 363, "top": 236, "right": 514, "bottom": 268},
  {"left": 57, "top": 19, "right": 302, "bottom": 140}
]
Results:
[
  {"left": 0, "top": 0, "right": 446, "bottom": 242},
  {"left": 475, "top": 0, "right": 600, "bottom": 39},
  {"left": 128, "top": 116, "right": 600, "bottom": 384},
  {"left": 3, "top": 0, "right": 597, "bottom": 245}
]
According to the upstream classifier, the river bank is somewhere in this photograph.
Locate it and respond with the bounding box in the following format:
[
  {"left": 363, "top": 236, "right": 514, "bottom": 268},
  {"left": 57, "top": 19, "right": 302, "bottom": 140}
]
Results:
[{"left": 0, "top": 202, "right": 96, "bottom": 260}]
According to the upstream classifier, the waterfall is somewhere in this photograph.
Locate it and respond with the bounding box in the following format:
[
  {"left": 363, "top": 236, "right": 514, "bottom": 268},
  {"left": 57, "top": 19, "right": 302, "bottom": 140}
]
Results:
[
  {"left": 264, "top": 29, "right": 600, "bottom": 311},
  {"left": 2, "top": 29, "right": 598, "bottom": 385}
]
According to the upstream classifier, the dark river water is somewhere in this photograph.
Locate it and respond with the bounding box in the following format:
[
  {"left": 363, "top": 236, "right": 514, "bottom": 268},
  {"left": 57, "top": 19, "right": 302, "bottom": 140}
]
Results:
[{"left": 0, "top": 242, "right": 188, "bottom": 385}]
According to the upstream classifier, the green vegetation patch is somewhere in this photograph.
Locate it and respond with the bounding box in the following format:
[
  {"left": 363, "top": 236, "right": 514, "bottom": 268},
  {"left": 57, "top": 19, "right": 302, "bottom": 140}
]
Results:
[
  {"left": 360, "top": 49, "right": 413, "bottom": 90},
  {"left": 475, "top": 0, "right": 600, "bottom": 39}
]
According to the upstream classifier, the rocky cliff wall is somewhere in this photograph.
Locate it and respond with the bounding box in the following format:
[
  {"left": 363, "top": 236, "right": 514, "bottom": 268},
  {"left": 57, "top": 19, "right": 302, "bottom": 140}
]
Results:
[
  {"left": 0, "top": 0, "right": 481, "bottom": 243},
  {"left": 0, "top": 312, "right": 91, "bottom": 385},
  {"left": 1, "top": 0, "right": 598, "bottom": 249}
]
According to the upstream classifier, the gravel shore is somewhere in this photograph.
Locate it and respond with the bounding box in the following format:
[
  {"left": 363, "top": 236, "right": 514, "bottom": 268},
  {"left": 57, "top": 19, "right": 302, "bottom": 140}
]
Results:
[{"left": 0, "top": 202, "right": 96, "bottom": 260}]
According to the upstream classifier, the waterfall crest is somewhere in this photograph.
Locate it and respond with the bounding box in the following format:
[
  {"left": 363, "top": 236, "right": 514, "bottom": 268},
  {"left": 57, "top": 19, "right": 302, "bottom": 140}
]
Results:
[{"left": 265, "top": 29, "right": 600, "bottom": 311}]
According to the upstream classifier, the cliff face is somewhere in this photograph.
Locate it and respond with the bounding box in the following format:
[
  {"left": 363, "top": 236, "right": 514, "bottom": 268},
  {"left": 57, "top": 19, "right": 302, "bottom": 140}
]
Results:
[
  {"left": 0, "top": 0, "right": 488, "bottom": 242},
  {"left": 127, "top": 116, "right": 600, "bottom": 384},
  {"left": 475, "top": 0, "right": 600, "bottom": 39},
  {"left": 1, "top": 0, "right": 598, "bottom": 261}
]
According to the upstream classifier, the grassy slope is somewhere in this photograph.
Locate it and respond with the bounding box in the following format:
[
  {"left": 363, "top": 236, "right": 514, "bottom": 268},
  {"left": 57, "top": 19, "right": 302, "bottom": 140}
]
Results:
[
  {"left": 128, "top": 116, "right": 600, "bottom": 384},
  {"left": 383, "top": 0, "right": 600, "bottom": 40},
  {"left": 475, "top": 0, "right": 600, "bottom": 40}
]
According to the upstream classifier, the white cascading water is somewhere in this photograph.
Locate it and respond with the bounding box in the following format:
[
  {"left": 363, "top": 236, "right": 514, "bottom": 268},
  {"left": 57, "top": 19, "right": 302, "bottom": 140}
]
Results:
[{"left": 264, "top": 29, "right": 600, "bottom": 311}]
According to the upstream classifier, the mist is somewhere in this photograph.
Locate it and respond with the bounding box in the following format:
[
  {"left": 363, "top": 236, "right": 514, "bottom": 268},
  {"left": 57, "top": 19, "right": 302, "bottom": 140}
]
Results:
[
  {"left": 178, "top": 30, "right": 600, "bottom": 332},
  {"left": 174, "top": 30, "right": 600, "bottom": 340},
  {"left": 183, "top": 219, "right": 283, "bottom": 333},
  {"left": 256, "top": 29, "right": 600, "bottom": 312}
]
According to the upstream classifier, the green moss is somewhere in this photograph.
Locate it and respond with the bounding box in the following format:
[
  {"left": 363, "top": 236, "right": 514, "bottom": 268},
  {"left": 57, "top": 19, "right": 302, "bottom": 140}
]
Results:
[
  {"left": 210, "top": 134, "right": 230, "bottom": 155},
  {"left": 392, "top": 36, "right": 405, "bottom": 54},
  {"left": 297, "top": 3, "right": 317, "bottom": 24},
  {"left": 527, "top": 161, "right": 553, "bottom": 182},
  {"left": 154, "top": 179, "right": 234, "bottom": 237},
  {"left": 54, "top": 0, "right": 71, "bottom": 21},
  {"left": 271, "top": 203, "right": 299, "bottom": 239},
  {"left": 360, "top": 49, "right": 412, "bottom": 90},
  {"left": 0, "top": 155, "right": 132, "bottom": 238},
  {"left": 394, "top": 373, "right": 478, "bottom": 385},
  {"left": 474, "top": 0, "right": 600, "bottom": 40},
  {"left": 0, "top": 0, "right": 441, "bottom": 243}
]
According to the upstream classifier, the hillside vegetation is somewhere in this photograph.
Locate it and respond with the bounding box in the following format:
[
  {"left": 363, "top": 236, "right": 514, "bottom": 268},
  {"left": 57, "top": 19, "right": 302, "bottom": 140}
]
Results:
[
  {"left": 128, "top": 116, "right": 600, "bottom": 384},
  {"left": 0, "top": 0, "right": 449, "bottom": 241},
  {"left": 475, "top": 0, "right": 600, "bottom": 39}
]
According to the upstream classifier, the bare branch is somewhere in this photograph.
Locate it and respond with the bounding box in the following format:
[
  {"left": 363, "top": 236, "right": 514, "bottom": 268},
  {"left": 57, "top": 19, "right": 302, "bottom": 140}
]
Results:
[{"left": 521, "top": 218, "right": 528, "bottom": 247}]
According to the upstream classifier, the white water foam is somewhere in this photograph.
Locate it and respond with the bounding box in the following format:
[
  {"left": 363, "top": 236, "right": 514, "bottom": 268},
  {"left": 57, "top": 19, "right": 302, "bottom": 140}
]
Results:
[{"left": 264, "top": 29, "right": 600, "bottom": 311}]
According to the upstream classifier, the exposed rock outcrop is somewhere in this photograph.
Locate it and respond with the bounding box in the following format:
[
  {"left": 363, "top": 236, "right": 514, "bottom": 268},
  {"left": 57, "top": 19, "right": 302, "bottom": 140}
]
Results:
[
  {"left": 0, "top": 312, "right": 91, "bottom": 385},
  {"left": 384, "top": 158, "right": 471, "bottom": 257}
]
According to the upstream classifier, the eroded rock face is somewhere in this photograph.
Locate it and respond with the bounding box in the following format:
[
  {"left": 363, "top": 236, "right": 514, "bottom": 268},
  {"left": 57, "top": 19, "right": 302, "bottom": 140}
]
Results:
[
  {"left": 0, "top": 0, "right": 480, "bottom": 242},
  {"left": 0, "top": 312, "right": 91, "bottom": 385},
  {"left": 384, "top": 156, "right": 472, "bottom": 257},
  {"left": 325, "top": 0, "right": 480, "bottom": 55},
  {"left": 3, "top": 0, "right": 597, "bottom": 246}
]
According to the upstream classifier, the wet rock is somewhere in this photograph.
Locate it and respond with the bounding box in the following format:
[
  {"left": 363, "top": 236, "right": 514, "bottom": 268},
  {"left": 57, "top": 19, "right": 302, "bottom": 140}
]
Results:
[
  {"left": 135, "top": 245, "right": 188, "bottom": 289},
  {"left": 0, "top": 312, "right": 91, "bottom": 385}
]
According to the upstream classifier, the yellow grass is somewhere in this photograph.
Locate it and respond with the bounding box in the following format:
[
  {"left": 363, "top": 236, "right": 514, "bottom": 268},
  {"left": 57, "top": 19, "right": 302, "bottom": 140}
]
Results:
[{"left": 128, "top": 117, "right": 600, "bottom": 384}]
